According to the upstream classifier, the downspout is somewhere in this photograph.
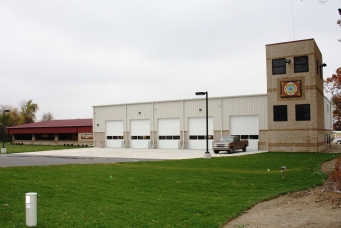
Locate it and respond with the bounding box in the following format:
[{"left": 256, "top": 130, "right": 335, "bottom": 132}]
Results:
[
  {"left": 220, "top": 97, "right": 222, "bottom": 137},
  {"left": 182, "top": 99, "right": 185, "bottom": 149},
  {"left": 93, "top": 107, "right": 96, "bottom": 147},
  {"left": 125, "top": 104, "right": 127, "bottom": 148},
  {"left": 152, "top": 102, "right": 154, "bottom": 149}
]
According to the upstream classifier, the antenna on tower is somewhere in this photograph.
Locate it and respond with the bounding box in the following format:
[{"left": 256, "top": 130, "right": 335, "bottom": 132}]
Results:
[{"left": 291, "top": 0, "right": 296, "bottom": 40}]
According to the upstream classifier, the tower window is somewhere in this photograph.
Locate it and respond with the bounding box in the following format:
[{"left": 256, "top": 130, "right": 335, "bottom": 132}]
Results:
[
  {"left": 294, "top": 56, "right": 309, "bottom": 73},
  {"left": 296, "top": 104, "right": 310, "bottom": 121},
  {"left": 273, "top": 105, "right": 288, "bottom": 121},
  {"left": 272, "top": 58, "right": 286, "bottom": 75}
]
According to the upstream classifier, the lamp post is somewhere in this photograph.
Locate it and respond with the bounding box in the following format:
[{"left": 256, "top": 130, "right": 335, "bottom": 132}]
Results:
[
  {"left": 2, "top": 109, "right": 10, "bottom": 153},
  {"left": 195, "top": 91, "right": 211, "bottom": 159}
]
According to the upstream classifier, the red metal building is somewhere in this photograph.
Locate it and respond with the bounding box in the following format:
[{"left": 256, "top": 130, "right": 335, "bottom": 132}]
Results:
[{"left": 7, "top": 119, "right": 93, "bottom": 146}]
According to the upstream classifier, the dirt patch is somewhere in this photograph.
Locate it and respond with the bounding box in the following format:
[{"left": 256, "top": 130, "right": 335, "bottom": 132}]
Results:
[{"left": 223, "top": 145, "right": 341, "bottom": 228}]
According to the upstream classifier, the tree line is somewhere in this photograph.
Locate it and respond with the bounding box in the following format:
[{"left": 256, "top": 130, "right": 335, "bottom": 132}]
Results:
[
  {"left": 325, "top": 68, "right": 341, "bottom": 130},
  {"left": 1, "top": 99, "right": 54, "bottom": 142}
]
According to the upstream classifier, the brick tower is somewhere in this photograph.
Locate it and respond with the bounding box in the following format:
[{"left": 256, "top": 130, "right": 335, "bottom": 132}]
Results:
[{"left": 266, "top": 39, "right": 328, "bottom": 152}]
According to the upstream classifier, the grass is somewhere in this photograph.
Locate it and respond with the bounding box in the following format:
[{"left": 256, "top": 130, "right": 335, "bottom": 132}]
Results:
[
  {"left": 0, "top": 152, "right": 339, "bottom": 227},
  {"left": 2, "top": 143, "right": 83, "bottom": 153}
]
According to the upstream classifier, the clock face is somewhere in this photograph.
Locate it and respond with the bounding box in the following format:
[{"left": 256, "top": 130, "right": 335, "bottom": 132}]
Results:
[
  {"left": 284, "top": 82, "right": 297, "bottom": 96},
  {"left": 280, "top": 80, "right": 301, "bottom": 98}
]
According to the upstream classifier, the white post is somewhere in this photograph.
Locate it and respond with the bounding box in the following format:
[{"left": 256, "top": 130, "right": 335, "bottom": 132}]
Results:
[{"left": 26, "top": 192, "right": 37, "bottom": 226}]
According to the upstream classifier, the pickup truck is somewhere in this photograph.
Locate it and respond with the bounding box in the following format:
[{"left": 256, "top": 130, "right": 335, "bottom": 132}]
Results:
[{"left": 212, "top": 136, "right": 248, "bottom": 154}]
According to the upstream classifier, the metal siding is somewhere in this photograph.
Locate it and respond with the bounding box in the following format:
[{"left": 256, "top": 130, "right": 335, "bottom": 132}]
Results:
[
  {"left": 94, "top": 105, "right": 126, "bottom": 132},
  {"left": 221, "top": 95, "right": 267, "bottom": 130},
  {"left": 324, "top": 97, "right": 332, "bottom": 130},
  {"left": 126, "top": 103, "right": 153, "bottom": 130},
  {"left": 154, "top": 101, "right": 182, "bottom": 118},
  {"left": 93, "top": 94, "right": 268, "bottom": 148},
  {"left": 154, "top": 101, "right": 182, "bottom": 131}
]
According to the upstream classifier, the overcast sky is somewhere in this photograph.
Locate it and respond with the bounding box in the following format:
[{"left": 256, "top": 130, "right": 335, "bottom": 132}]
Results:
[{"left": 1, "top": 0, "right": 340, "bottom": 120}]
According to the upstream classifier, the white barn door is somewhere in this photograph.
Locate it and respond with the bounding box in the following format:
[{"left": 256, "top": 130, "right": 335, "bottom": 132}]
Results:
[
  {"left": 106, "top": 120, "right": 124, "bottom": 148},
  {"left": 230, "top": 115, "right": 259, "bottom": 150},
  {"left": 188, "top": 117, "right": 213, "bottom": 150},
  {"left": 158, "top": 118, "right": 180, "bottom": 149},
  {"left": 130, "top": 120, "right": 150, "bottom": 149}
]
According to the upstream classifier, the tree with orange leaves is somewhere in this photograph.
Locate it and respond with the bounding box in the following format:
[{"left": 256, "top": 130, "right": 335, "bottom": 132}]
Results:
[{"left": 325, "top": 67, "right": 341, "bottom": 130}]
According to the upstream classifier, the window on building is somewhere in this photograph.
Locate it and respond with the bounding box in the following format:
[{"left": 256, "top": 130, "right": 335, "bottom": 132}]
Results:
[
  {"left": 159, "top": 135, "right": 181, "bottom": 140},
  {"left": 234, "top": 135, "right": 259, "bottom": 140},
  {"left": 241, "top": 135, "right": 248, "bottom": 139},
  {"left": 14, "top": 134, "right": 32, "bottom": 140},
  {"left": 189, "top": 135, "right": 213, "bottom": 140},
  {"left": 249, "top": 135, "right": 259, "bottom": 139},
  {"left": 35, "top": 134, "right": 55, "bottom": 140},
  {"left": 59, "top": 134, "right": 78, "bottom": 140},
  {"left": 107, "top": 136, "right": 123, "bottom": 140},
  {"left": 273, "top": 105, "right": 288, "bottom": 121},
  {"left": 131, "top": 135, "right": 150, "bottom": 140},
  {"left": 294, "top": 56, "right": 309, "bottom": 73},
  {"left": 272, "top": 58, "right": 286, "bottom": 75},
  {"left": 198, "top": 135, "right": 205, "bottom": 140},
  {"left": 296, "top": 104, "right": 310, "bottom": 121}
]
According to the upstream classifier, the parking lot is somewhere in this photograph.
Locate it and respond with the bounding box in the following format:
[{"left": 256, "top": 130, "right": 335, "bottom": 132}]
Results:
[{"left": 0, "top": 148, "right": 266, "bottom": 167}]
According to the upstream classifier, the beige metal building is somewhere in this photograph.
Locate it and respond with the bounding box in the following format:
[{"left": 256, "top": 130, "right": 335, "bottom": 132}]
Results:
[
  {"left": 93, "top": 94, "right": 267, "bottom": 150},
  {"left": 93, "top": 39, "right": 333, "bottom": 152}
]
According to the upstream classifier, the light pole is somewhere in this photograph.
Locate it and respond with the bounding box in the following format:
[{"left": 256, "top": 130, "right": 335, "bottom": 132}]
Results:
[
  {"left": 2, "top": 109, "right": 10, "bottom": 153},
  {"left": 195, "top": 91, "right": 211, "bottom": 159}
]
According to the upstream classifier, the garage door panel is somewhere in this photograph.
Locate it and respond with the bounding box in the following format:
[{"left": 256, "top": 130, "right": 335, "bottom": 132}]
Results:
[
  {"left": 131, "top": 120, "right": 150, "bottom": 149},
  {"left": 188, "top": 117, "right": 213, "bottom": 150},
  {"left": 106, "top": 120, "right": 124, "bottom": 148},
  {"left": 158, "top": 118, "right": 180, "bottom": 149},
  {"left": 230, "top": 116, "right": 259, "bottom": 150},
  {"left": 230, "top": 116, "right": 258, "bottom": 135}
]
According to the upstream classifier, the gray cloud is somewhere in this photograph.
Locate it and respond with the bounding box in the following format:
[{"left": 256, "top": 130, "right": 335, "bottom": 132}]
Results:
[{"left": 1, "top": 0, "right": 340, "bottom": 119}]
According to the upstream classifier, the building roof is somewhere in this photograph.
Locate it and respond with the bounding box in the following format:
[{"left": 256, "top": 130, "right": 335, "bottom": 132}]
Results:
[
  {"left": 7, "top": 118, "right": 93, "bottom": 134},
  {"left": 8, "top": 118, "right": 92, "bottom": 129}
]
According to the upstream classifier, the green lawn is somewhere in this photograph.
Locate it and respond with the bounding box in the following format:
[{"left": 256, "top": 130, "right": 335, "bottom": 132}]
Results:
[
  {"left": 3, "top": 144, "right": 83, "bottom": 153},
  {"left": 0, "top": 152, "right": 338, "bottom": 227}
]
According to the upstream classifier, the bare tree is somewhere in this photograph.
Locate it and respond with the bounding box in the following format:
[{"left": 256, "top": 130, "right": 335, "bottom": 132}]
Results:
[{"left": 41, "top": 112, "right": 55, "bottom": 122}]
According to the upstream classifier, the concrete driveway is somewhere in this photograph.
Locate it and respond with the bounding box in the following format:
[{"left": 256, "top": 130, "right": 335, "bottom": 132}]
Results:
[{"left": 0, "top": 148, "right": 266, "bottom": 167}]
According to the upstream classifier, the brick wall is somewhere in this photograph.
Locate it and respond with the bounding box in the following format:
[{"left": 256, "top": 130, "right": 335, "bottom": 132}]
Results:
[{"left": 266, "top": 39, "right": 326, "bottom": 152}]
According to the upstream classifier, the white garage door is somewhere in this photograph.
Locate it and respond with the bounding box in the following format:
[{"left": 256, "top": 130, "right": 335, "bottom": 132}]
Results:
[
  {"left": 158, "top": 118, "right": 180, "bottom": 149},
  {"left": 230, "top": 115, "right": 259, "bottom": 150},
  {"left": 106, "top": 120, "right": 124, "bottom": 148},
  {"left": 130, "top": 120, "right": 150, "bottom": 149},
  {"left": 188, "top": 117, "right": 213, "bottom": 150}
]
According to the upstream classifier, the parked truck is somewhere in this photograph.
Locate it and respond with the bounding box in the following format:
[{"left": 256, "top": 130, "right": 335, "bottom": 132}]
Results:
[{"left": 212, "top": 136, "right": 248, "bottom": 154}]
